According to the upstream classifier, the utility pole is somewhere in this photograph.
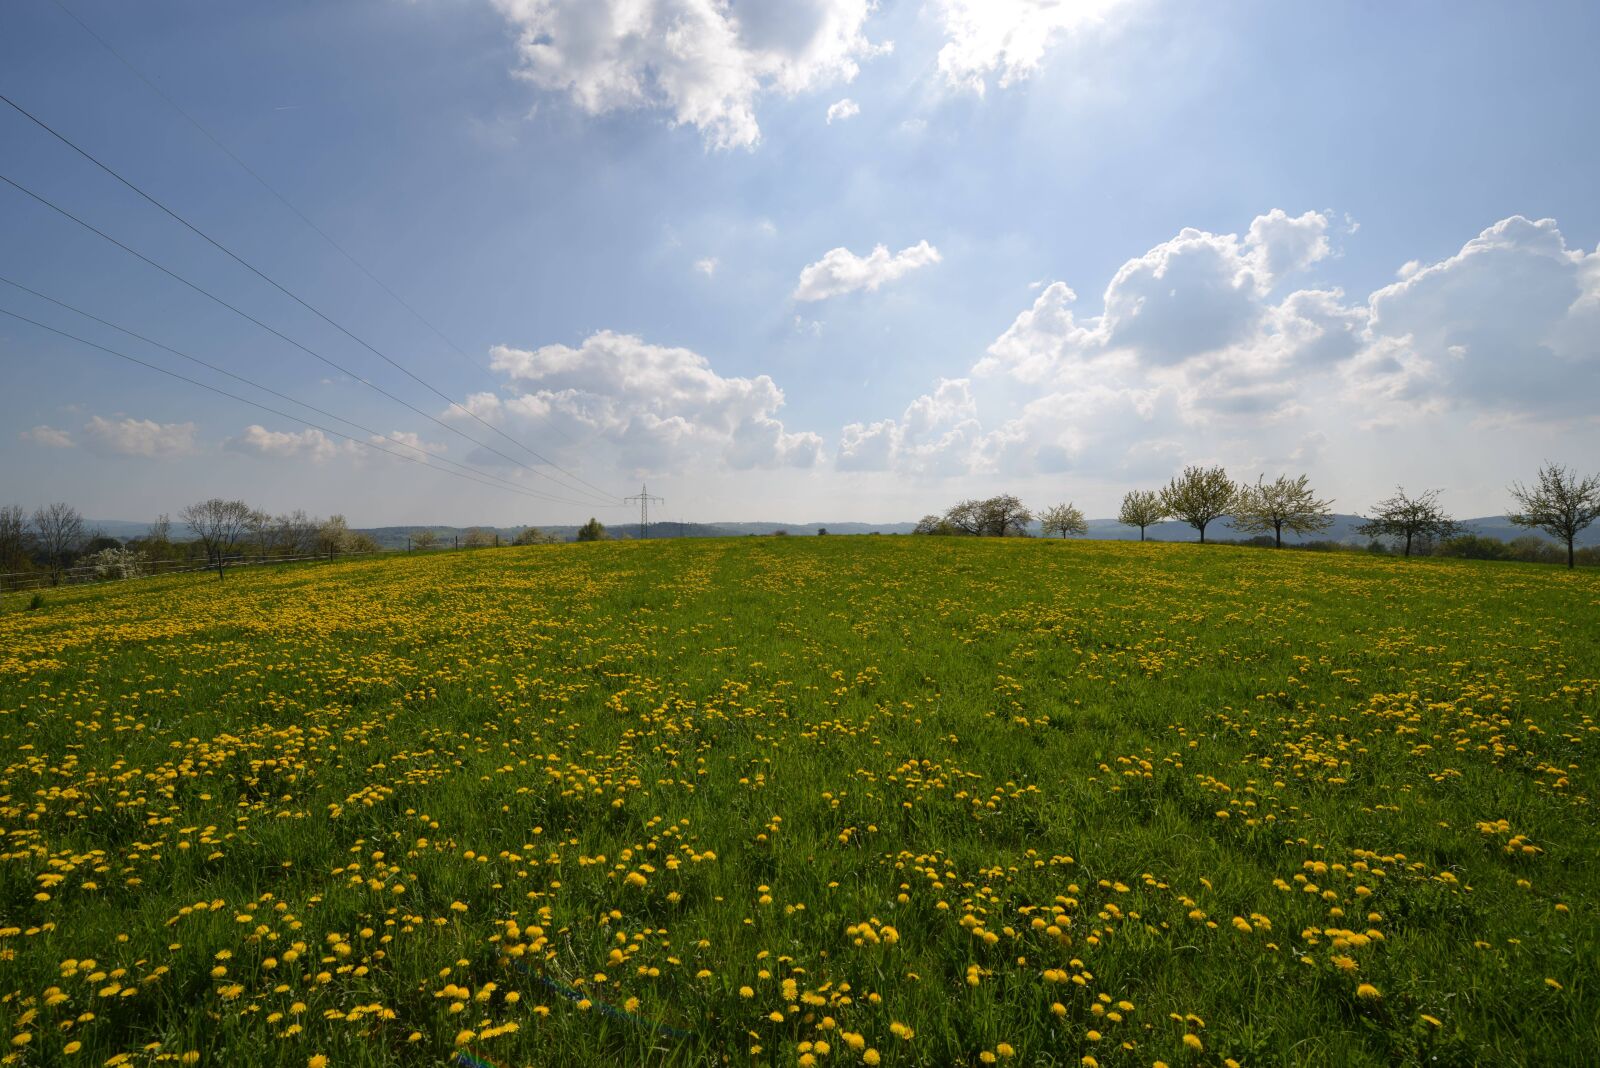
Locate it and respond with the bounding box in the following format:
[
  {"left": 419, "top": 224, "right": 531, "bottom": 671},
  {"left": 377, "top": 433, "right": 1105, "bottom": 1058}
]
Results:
[{"left": 624, "top": 484, "right": 666, "bottom": 540}]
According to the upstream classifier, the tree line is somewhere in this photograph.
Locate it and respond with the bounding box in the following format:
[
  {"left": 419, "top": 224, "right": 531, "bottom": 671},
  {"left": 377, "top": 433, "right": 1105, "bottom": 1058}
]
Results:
[
  {"left": 0, "top": 498, "right": 383, "bottom": 585},
  {"left": 913, "top": 461, "right": 1600, "bottom": 569}
]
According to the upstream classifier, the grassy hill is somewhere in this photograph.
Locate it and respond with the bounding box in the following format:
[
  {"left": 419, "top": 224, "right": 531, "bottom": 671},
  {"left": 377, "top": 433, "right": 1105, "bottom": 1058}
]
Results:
[{"left": 2, "top": 538, "right": 1595, "bottom": 1065}]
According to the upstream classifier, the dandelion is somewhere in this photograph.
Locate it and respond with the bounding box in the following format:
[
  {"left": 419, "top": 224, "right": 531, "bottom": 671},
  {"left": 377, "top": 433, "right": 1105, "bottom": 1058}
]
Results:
[{"left": 1356, "top": 984, "right": 1381, "bottom": 1000}]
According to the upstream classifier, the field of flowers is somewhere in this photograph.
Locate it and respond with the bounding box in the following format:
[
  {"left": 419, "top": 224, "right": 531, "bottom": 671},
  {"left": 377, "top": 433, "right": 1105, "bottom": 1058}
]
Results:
[{"left": 1, "top": 536, "right": 1596, "bottom": 1067}]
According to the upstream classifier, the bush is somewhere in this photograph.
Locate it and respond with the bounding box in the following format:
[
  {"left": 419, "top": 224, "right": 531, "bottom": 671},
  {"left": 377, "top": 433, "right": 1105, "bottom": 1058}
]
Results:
[
  {"left": 1437, "top": 534, "right": 1513, "bottom": 561},
  {"left": 28, "top": 593, "right": 43, "bottom": 611}
]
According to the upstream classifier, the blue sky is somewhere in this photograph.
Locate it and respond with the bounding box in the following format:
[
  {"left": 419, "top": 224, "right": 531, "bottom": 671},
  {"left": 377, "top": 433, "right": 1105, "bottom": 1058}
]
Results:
[{"left": 3, "top": 0, "right": 1598, "bottom": 526}]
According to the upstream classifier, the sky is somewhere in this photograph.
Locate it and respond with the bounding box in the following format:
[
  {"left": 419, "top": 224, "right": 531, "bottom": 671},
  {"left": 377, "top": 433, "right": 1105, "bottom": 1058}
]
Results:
[{"left": 2, "top": 0, "right": 1598, "bottom": 528}]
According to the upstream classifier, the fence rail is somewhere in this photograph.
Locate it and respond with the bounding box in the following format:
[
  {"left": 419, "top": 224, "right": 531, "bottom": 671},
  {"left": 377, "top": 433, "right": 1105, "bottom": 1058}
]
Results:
[{"left": 0, "top": 546, "right": 420, "bottom": 595}]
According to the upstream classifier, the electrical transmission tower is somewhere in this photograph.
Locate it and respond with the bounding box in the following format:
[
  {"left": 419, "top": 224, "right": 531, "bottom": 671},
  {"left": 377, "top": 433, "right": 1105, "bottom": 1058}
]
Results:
[{"left": 624, "top": 484, "right": 666, "bottom": 540}]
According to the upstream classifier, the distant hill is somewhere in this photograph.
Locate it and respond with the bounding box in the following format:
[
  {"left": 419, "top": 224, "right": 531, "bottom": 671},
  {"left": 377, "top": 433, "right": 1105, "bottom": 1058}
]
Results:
[{"left": 80, "top": 514, "right": 1600, "bottom": 549}]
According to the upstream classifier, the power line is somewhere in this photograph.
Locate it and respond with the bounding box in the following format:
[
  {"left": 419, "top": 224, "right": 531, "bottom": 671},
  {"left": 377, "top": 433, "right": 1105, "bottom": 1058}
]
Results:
[
  {"left": 0, "top": 90, "right": 619, "bottom": 503},
  {"left": 0, "top": 304, "right": 606, "bottom": 505},
  {"left": 624, "top": 484, "right": 666, "bottom": 540},
  {"left": 0, "top": 273, "right": 600, "bottom": 507},
  {"left": 47, "top": 0, "right": 511, "bottom": 396},
  {"left": 0, "top": 169, "right": 615, "bottom": 508}
]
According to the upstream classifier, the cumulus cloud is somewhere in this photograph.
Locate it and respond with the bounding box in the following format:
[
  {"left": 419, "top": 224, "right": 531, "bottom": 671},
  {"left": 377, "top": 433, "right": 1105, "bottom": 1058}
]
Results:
[
  {"left": 977, "top": 210, "right": 1345, "bottom": 384},
  {"left": 379, "top": 431, "right": 448, "bottom": 457},
  {"left": 1353, "top": 215, "right": 1600, "bottom": 416},
  {"left": 21, "top": 425, "right": 74, "bottom": 448},
  {"left": 489, "top": 0, "right": 885, "bottom": 149},
  {"left": 227, "top": 425, "right": 343, "bottom": 463},
  {"left": 825, "top": 97, "right": 860, "bottom": 123},
  {"left": 82, "top": 416, "right": 196, "bottom": 458},
  {"left": 483, "top": 330, "right": 822, "bottom": 471},
  {"left": 837, "top": 378, "right": 985, "bottom": 476},
  {"left": 793, "top": 240, "right": 942, "bottom": 301},
  {"left": 935, "top": 0, "right": 1131, "bottom": 94},
  {"left": 859, "top": 209, "right": 1599, "bottom": 485}
]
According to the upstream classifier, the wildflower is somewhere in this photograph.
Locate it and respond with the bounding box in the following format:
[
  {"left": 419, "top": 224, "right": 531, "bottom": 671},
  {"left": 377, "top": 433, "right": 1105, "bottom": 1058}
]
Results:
[
  {"left": 1356, "top": 984, "right": 1381, "bottom": 1000},
  {"left": 309, "top": 1057, "right": 328, "bottom": 1068}
]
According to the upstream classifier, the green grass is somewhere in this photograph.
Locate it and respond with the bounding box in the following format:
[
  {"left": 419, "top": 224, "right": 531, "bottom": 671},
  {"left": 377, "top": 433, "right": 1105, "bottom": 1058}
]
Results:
[{"left": 1, "top": 537, "right": 1596, "bottom": 1067}]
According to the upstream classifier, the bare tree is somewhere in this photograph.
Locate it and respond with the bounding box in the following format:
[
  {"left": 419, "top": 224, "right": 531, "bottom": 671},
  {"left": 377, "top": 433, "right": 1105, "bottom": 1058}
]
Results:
[
  {"left": 1039, "top": 502, "right": 1088, "bottom": 538},
  {"left": 1355, "top": 487, "right": 1462, "bottom": 558},
  {"left": 462, "top": 527, "right": 494, "bottom": 549},
  {"left": 246, "top": 509, "right": 281, "bottom": 560},
  {"left": 1232, "top": 474, "right": 1335, "bottom": 548},
  {"left": 1117, "top": 490, "right": 1167, "bottom": 541},
  {"left": 0, "top": 504, "right": 28, "bottom": 572},
  {"left": 1508, "top": 462, "right": 1600, "bottom": 569},
  {"left": 1160, "top": 466, "right": 1237, "bottom": 543},
  {"left": 276, "top": 510, "right": 319, "bottom": 555},
  {"left": 180, "top": 498, "right": 253, "bottom": 579},
  {"left": 148, "top": 513, "right": 171, "bottom": 546},
  {"left": 32, "top": 502, "right": 85, "bottom": 584},
  {"left": 912, "top": 514, "right": 950, "bottom": 535},
  {"left": 412, "top": 529, "right": 440, "bottom": 551}
]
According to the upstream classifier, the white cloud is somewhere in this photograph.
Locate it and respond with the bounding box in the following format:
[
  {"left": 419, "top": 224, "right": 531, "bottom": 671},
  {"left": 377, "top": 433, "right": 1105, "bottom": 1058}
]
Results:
[
  {"left": 793, "top": 240, "right": 942, "bottom": 301},
  {"left": 21, "top": 425, "right": 74, "bottom": 448},
  {"left": 378, "top": 431, "right": 448, "bottom": 456},
  {"left": 82, "top": 416, "right": 196, "bottom": 458},
  {"left": 837, "top": 378, "right": 984, "bottom": 476},
  {"left": 825, "top": 97, "right": 860, "bottom": 123},
  {"left": 695, "top": 256, "right": 719, "bottom": 277},
  {"left": 935, "top": 0, "right": 1132, "bottom": 94},
  {"left": 1353, "top": 215, "right": 1600, "bottom": 417},
  {"left": 862, "top": 209, "right": 1600, "bottom": 487},
  {"left": 489, "top": 0, "right": 886, "bottom": 149},
  {"left": 227, "top": 425, "right": 343, "bottom": 463},
  {"left": 484, "top": 330, "right": 821, "bottom": 471},
  {"left": 977, "top": 210, "right": 1344, "bottom": 381}
]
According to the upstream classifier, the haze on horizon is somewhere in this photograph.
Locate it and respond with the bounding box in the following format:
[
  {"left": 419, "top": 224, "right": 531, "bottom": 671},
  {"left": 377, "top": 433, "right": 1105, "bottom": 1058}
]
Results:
[{"left": 3, "top": 0, "right": 1598, "bottom": 528}]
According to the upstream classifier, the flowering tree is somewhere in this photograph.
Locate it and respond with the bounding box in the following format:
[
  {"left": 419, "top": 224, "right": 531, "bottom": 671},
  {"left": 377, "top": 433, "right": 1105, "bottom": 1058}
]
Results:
[
  {"left": 1039, "top": 502, "right": 1088, "bottom": 538},
  {"left": 1508, "top": 462, "right": 1600, "bottom": 569}
]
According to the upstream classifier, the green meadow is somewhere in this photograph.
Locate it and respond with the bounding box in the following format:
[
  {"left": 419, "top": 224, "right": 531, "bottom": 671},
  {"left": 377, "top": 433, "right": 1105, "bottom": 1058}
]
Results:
[{"left": 1, "top": 537, "right": 1595, "bottom": 1067}]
